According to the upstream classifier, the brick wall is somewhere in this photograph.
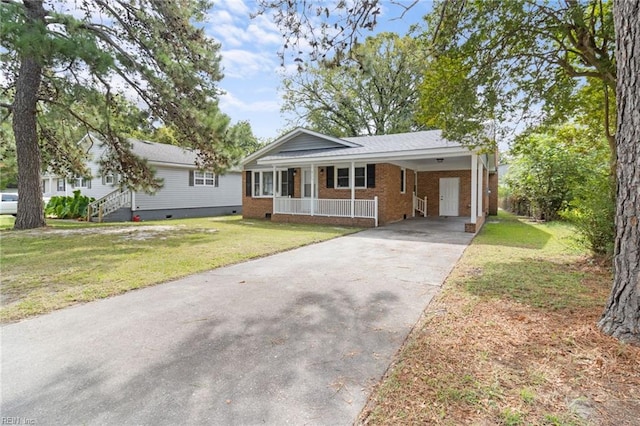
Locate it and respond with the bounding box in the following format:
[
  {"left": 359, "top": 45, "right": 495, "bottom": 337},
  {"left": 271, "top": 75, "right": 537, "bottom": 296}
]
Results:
[
  {"left": 272, "top": 214, "right": 374, "bottom": 227},
  {"left": 243, "top": 164, "right": 415, "bottom": 226},
  {"left": 416, "top": 170, "right": 472, "bottom": 217},
  {"left": 488, "top": 171, "right": 498, "bottom": 215}
]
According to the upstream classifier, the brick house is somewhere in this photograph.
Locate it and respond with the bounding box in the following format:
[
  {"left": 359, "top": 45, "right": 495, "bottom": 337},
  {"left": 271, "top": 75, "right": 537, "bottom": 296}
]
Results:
[{"left": 242, "top": 128, "right": 498, "bottom": 232}]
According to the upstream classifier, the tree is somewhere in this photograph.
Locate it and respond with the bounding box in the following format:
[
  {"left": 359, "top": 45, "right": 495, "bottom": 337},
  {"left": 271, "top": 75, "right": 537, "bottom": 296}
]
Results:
[
  {"left": 598, "top": 0, "right": 640, "bottom": 344},
  {"left": 1, "top": 0, "right": 240, "bottom": 230},
  {"left": 282, "top": 33, "right": 427, "bottom": 137},
  {"left": 505, "top": 126, "right": 590, "bottom": 221},
  {"left": 418, "top": 0, "right": 615, "bottom": 150}
]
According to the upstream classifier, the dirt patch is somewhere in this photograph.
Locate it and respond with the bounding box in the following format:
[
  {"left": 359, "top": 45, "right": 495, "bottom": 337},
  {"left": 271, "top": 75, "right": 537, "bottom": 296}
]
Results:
[
  {"left": 15, "top": 225, "right": 219, "bottom": 241},
  {"left": 359, "top": 262, "right": 640, "bottom": 425}
]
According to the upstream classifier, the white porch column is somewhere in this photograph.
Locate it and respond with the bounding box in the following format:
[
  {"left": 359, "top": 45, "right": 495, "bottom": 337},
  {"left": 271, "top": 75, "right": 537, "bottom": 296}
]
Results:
[
  {"left": 471, "top": 153, "right": 477, "bottom": 224},
  {"left": 310, "top": 164, "right": 315, "bottom": 216},
  {"left": 477, "top": 157, "right": 483, "bottom": 219},
  {"left": 272, "top": 164, "right": 277, "bottom": 214},
  {"left": 350, "top": 161, "right": 355, "bottom": 218}
]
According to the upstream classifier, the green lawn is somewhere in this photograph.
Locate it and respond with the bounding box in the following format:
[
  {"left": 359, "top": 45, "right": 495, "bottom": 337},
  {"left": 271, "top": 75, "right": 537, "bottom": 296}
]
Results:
[{"left": 0, "top": 215, "right": 358, "bottom": 322}]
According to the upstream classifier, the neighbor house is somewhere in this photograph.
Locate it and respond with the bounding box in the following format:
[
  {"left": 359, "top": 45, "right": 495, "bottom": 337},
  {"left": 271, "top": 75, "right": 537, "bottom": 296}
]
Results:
[
  {"left": 241, "top": 128, "right": 498, "bottom": 232},
  {"left": 42, "top": 134, "right": 242, "bottom": 222}
]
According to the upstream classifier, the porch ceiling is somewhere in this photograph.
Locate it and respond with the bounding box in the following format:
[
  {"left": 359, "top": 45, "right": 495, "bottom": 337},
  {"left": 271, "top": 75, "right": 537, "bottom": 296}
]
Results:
[{"left": 391, "top": 155, "right": 472, "bottom": 172}]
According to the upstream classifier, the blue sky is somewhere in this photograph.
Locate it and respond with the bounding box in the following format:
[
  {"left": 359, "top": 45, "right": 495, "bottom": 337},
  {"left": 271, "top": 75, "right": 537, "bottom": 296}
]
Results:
[{"left": 204, "top": 1, "right": 435, "bottom": 142}]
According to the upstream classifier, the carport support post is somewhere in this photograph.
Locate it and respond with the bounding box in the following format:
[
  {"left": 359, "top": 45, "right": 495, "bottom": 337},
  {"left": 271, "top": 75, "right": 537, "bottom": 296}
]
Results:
[
  {"left": 350, "top": 161, "right": 355, "bottom": 218},
  {"left": 477, "top": 157, "right": 483, "bottom": 219},
  {"left": 471, "top": 153, "right": 477, "bottom": 224}
]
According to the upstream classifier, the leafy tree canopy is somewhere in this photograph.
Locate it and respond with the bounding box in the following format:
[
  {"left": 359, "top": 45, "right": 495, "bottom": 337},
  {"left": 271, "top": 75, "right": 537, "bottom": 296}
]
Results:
[
  {"left": 418, "top": 0, "right": 615, "bottom": 149},
  {"left": 282, "top": 32, "right": 428, "bottom": 137},
  {"left": 1, "top": 0, "right": 248, "bottom": 228}
]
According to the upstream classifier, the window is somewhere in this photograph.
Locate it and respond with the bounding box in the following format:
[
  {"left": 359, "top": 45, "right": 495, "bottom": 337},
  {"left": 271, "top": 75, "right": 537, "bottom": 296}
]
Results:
[
  {"left": 57, "top": 179, "right": 66, "bottom": 191},
  {"left": 280, "top": 170, "right": 290, "bottom": 197},
  {"left": 400, "top": 168, "right": 406, "bottom": 193},
  {"left": 354, "top": 167, "right": 366, "bottom": 187},
  {"left": 251, "top": 171, "right": 274, "bottom": 197},
  {"left": 104, "top": 173, "right": 115, "bottom": 185},
  {"left": 72, "top": 176, "right": 91, "bottom": 188},
  {"left": 336, "top": 166, "right": 366, "bottom": 188},
  {"left": 336, "top": 168, "right": 349, "bottom": 188},
  {"left": 194, "top": 171, "right": 216, "bottom": 186},
  {"left": 262, "top": 171, "right": 274, "bottom": 196}
]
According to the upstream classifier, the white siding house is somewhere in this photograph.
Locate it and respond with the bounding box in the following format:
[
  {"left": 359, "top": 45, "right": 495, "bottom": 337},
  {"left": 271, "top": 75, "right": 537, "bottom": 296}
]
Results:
[{"left": 42, "top": 134, "right": 242, "bottom": 222}]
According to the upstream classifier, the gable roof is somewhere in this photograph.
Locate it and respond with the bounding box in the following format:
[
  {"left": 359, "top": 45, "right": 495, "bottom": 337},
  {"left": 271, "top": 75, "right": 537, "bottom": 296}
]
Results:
[
  {"left": 241, "top": 128, "right": 361, "bottom": 166},
  {"left": 253, "top": 130, "right": 470, "bottom": 165}
]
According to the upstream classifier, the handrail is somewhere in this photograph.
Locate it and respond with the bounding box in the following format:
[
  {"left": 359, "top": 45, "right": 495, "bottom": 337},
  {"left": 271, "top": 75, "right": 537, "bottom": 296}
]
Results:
[
  {"left": 87, "top": 188, "right": 131, "bottom": 222},
  {"left": 413, "top": 194, "right": 427, "bottom": 217}
]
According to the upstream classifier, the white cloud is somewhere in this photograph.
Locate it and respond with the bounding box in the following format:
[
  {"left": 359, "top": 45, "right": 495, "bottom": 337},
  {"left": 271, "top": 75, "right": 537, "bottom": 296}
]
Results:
[
  {"left": 219, "top": 0, "right": 250, "bottom": 16},
  {"left": 221, "top": 49, "right": 277, "bottom": 78},
  {"left": 219, "top": 91, "right": 279, "bottom": 113}
]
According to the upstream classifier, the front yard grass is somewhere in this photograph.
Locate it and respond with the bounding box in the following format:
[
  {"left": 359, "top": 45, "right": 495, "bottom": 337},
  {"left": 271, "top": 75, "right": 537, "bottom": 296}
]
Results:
[
  {"left": 0, "top": 215, "right": 358, "bottom": 322},
  {"left": 359, "top": 211, "right": 640, "bottom": 426}
]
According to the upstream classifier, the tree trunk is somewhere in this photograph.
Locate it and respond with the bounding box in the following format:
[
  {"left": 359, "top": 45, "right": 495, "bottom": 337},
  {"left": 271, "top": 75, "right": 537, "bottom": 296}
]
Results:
[
  {"left": 12, "top": 0, "right": 46, "bottom": 230},
  {"left": 598, "top": 0, "right": 640, "bottom": 344}
]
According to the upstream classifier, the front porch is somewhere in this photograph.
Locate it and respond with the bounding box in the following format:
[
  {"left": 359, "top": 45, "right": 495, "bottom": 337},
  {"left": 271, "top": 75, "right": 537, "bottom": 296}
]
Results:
[{"left": 274, "top": 196, "right": 379, "bottom": 226}]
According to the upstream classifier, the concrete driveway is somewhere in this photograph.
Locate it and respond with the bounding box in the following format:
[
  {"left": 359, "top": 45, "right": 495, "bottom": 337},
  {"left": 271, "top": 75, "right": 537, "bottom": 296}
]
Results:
[{"left": 1, "top": 218, "right": 473, "bottom": 425}]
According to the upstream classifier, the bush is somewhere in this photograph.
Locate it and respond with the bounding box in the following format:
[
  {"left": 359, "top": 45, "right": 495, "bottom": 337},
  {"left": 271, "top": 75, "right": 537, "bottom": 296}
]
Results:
[
  {"left": 45, "top": 190, "right": 95, "bottom": 219},
  {"left": 562, "top": 172, "right": 615, "bottom": 257}
]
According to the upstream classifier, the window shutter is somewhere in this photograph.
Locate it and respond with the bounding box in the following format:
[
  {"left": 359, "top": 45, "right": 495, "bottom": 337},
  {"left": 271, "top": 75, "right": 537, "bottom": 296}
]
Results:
[
  {"left": 367, "top": 164, "right": 375, "bottom": 188},
  {"left": 102, "top": 175, "right": 106, "bottom": 185},
  {"left": 287, "top": 168, "right": 295, "bottom": 196},
  {"left": 215, "top": 174, "right": 219, "bottom": 187},
  {"left": 326, "top": 166, "right": 334, "bottom": 188},
  {"left": 245, "top": 171, "right": 252, "bottom": 196},
  {"left": 87, "top": 178, "right": 92, "bottom": 189},
  {"left": 189, "top": 170, "right": 194, "bottom": 186}
]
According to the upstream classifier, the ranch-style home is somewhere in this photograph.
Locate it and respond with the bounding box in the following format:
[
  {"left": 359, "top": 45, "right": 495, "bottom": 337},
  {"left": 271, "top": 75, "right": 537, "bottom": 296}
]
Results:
[
  {"left": 241, "top": 128, "right": 498, "bottom": 232},
  {"left": 42, "top": 134, "right": 242, "bottom": 222}
]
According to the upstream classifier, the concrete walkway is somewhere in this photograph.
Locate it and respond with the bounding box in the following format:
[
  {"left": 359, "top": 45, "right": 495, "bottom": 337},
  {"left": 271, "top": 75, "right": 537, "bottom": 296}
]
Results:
[{"left": 1, "top": 217, "right": 473, "bottom": 425}]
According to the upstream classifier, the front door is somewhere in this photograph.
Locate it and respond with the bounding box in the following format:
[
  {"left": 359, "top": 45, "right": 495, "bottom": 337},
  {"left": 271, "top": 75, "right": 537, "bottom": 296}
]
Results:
[{"left": 439, "top": 177, "right": 459, "bottom": 216}]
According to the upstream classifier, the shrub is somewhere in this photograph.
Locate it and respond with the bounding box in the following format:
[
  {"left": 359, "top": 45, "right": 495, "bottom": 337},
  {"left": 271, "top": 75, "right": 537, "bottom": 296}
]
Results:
[
  {"left": 45, "top": 190, "right": 95, "bottom": 219},
  {"left": 562, "top": 171, "right": 615, "bottom": 257}
]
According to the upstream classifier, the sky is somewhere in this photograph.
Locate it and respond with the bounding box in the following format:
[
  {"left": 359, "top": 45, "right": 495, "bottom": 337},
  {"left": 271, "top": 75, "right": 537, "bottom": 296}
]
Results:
[{"left": 204, "top": 0, "right": 435, "bottom": 142}]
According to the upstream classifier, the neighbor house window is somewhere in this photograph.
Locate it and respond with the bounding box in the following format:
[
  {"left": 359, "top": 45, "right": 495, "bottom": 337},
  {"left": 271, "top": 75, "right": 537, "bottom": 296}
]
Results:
[
  {"left": 194, "top": 171, "right": 216, "bottom": 186},
  {"left": 57, "top": 179, "right": 66, "bottom": 191},
  {"left": 400, "top": 168, "right": 406, "bottom": 193},
  {"left": 336, "top": 166, "right": 366, "bottom": 188},
  {"left": 251, "top": 170, "right": 274, "bottom": 197},
  {"left": 72, "top": 176, "right": 91, "bottom": 188}
]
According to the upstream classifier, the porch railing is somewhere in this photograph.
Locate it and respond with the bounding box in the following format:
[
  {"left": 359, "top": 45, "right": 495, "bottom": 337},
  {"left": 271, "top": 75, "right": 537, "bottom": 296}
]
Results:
[
  {"left": 413, "top": 194, "right": 427, "bottom": 217},
  {"left": 274, "top": 197, "right": 378, "bottom": 226}
]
